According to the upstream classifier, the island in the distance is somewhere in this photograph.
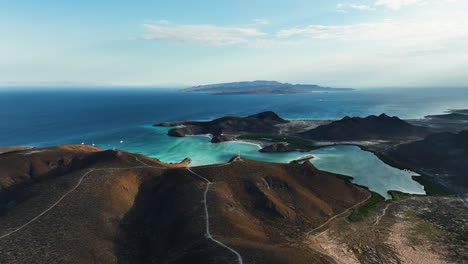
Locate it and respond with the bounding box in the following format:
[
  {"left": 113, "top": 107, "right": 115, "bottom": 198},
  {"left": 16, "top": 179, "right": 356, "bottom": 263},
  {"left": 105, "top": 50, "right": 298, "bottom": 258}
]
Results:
[{"left": 180, "top": 80, "right": 354, "bottom": 95}]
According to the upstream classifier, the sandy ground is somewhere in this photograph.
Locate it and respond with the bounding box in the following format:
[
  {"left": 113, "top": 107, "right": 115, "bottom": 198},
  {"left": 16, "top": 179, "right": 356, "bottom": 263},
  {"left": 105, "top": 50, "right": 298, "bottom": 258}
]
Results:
[
  {"left": 388, "top": 214, "right": 448, "bottom": 264},
  {"left": 306, "top": 197, "right": 466, "bottom": 264}
]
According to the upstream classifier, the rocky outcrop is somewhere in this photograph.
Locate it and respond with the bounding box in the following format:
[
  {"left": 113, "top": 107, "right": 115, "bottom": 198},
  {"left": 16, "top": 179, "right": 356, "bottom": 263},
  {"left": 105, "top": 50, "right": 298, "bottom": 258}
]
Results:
[
  {"left": 300, "top": 114, "right": 432, "bottom": 141},
  {"left": 167, "top": 126, "right": 205, "bottom": 137},
  {"left": 210, "top": 135, "right": 231, "bottom": 143},
  {"left": 259, "top": 143, "right": 290, "bottom": 152},
  {"left": 155, "top": 111, "right": 289, "bottom": 139}
]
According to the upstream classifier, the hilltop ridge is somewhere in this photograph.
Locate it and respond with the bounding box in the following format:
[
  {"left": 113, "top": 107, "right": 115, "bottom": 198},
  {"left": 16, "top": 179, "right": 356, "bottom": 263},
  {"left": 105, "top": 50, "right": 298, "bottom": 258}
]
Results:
[
  {"left": 299, "top": 114, "right": 432, "bottom": 141},
  {"left": 0, "top": 145, "right": 369, "bottom": 264},
  {"left": 155, "top": 111, "right": 288, "bottom": 142}
]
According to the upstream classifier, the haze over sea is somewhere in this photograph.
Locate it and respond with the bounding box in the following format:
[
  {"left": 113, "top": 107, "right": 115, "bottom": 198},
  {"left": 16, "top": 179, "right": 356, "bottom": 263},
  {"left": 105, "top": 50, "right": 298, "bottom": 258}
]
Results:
[{"left": 2, "top": 87, "right": 468, "bottom": 198}]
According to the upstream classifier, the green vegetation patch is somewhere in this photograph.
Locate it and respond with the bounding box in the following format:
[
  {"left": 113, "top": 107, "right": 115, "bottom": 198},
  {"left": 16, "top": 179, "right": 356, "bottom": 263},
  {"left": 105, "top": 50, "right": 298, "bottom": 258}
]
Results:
[
  {"left": 237, "top": 134, "right": 320, "bottom": 151},
  {"left": 411, "top": 176, "right": 456, "bottom": 197},
  {"left": 348, "top": 192, "right": 386, "bottom": 222},
  {"left": 404, "top": 210, "right": 442, "bottom": 244},
  {"left": 388, "top": 190, "right": 416, "bottom": 201}
]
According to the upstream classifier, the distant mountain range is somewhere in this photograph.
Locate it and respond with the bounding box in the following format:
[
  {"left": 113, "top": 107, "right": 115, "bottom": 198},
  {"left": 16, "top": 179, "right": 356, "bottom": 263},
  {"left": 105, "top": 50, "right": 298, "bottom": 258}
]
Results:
[{"left": 180, "top": 81, "right": 354, "bottom": 95}]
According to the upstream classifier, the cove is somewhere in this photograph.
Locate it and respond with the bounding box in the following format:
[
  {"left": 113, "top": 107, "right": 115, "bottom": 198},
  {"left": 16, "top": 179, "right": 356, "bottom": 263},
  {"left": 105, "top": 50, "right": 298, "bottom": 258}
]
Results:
[{"left": 99, "top": 126, "right": 425, "bottom": 199}]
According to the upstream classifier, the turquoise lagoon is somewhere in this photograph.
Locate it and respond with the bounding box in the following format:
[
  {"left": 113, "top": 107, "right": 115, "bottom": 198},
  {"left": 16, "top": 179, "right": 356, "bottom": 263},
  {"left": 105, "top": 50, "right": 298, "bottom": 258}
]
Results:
[{"left": 98, "top": 126, "right": 425, "bottom": 199}]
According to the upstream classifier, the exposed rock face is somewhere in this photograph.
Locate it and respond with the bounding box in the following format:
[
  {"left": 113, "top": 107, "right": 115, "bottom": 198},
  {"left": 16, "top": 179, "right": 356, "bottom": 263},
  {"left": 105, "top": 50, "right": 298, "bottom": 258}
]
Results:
[
  {"left": 388, "top": 130, "right": 468, "bottom": 189},
  {"left": 0, "top": 145, "right": 369, "bottom": 264},
  {"left": 300, "top": 114, "right": 431, "bottom": 141},
  {"left": 167, "top": 126, "right": 205, "bottom": 137},
  {"left": 260, "top": 143, "right": 290, "bottom": 152},
  {"left": 210, "top": 135, "right": 231, "bottom": 143},
  {"left": 155, "top": 111, "right": 289, "bottom": 138}
]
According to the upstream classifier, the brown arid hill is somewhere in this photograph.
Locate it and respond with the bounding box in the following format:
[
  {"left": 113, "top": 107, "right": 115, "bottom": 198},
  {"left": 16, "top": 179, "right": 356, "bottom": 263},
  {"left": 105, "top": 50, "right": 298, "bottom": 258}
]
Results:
[
  {"left": 0, "top": 145, "right": 369, "bottom": 264},
  {"left": 300, "top": 114, "right": 432, "bottom": 141},
  {"left": 388, "top": 130, "right": 468, "bottom": 190},
  {"left": 0, "top": 146, "right": 33, "bottom": 154},
  {"left": 154, "top": 111, "right": 289, "bottom": 142}
]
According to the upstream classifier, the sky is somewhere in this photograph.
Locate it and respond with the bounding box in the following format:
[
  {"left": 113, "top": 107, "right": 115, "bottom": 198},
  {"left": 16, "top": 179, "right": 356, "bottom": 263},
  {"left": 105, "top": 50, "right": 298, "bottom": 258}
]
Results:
[{"left": 1, "top": 0, "right": 467, "bottom": 88}]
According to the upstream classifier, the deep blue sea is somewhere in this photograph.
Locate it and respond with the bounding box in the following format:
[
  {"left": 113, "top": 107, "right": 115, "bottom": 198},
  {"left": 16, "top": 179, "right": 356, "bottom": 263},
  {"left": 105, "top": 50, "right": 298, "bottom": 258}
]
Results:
[
  {"left": 2, "top": 87, "right": 468, "bottom": 197},
  {"left": 2, "top": 87, "right": 468, "bottom": 147}
]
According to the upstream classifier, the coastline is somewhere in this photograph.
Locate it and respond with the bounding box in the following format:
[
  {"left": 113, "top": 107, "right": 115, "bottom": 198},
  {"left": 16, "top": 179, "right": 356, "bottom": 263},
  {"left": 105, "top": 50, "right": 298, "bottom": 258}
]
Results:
[
  {"left": 188, "top": 133, "right": 213, "bottom": 139},
  {"left": 223, "top": 140, "right": 263, "bottom": 149},
  {"left": 288, "top": 154, "right": 315, "bottom": 163}
]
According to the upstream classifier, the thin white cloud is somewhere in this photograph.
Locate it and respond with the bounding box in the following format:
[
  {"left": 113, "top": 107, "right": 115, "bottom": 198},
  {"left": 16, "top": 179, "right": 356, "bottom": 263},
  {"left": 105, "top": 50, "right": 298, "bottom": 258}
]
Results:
[
  {"left": 142, "top": 24, "right": 266, "bottom": 46},
  {"left": 375, "top": 0, "right": 427, "bottom": 10},
  {"left": 276, "top": 19, "right": 468, "bottom": 50},
  {"left": 142, "top": 23, "right": 300, "bottom": 47},
  {"left": 337, "top": 3, "right": 376, "bottom": 11},
  {"left": 253, "top": 18, "right": 269, "bottom": 25},
  {"left": 151, "top": 19, "right": 170, "bottom": 25},
  {"left": 350, "top": 4, "right": 376, "bottom": 10},
  {"left": 142, "top": 8, "right": 468, "bottom": 51},
  {"left": 374, "top": 0, "right": 459, "bottom": 10},
  {"left": 246, "top": 38, "right": 303, "bottom": 48}
]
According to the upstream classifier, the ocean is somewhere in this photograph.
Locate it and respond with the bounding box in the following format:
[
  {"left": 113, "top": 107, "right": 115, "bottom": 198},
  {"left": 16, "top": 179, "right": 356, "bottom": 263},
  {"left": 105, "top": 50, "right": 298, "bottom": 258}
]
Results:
[{"left": 2, "top": 87, "right": 467, "bottom": 197}]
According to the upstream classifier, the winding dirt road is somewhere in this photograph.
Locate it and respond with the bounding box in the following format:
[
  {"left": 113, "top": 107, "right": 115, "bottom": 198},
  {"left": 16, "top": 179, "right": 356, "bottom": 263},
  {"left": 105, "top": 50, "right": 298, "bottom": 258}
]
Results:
[{"left": 187, "top": 162, "right": 244, "bottom": 264}]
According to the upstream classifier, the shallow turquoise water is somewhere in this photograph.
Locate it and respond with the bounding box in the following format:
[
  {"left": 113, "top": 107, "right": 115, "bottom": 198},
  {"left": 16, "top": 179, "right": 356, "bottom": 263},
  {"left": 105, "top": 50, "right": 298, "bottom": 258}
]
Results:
[
  {"left": 309, "top": 146, "right": 425, "bottom": 199},
  {"left": 97, "top": 125, "right": 425, "bottom": 199}
]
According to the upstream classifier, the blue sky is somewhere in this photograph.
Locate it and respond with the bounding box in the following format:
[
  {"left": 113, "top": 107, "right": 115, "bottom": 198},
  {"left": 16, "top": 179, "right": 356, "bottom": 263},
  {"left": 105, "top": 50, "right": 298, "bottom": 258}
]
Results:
[{"left": 1, "top": 0, "right": 467, "bottom": 87}]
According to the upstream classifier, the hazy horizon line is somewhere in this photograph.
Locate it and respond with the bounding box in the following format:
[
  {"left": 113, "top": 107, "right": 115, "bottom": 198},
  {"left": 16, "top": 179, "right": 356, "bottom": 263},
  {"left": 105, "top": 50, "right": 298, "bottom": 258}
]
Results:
[{"left": 1, "top": 81, "right": 467, "bottom": 90}]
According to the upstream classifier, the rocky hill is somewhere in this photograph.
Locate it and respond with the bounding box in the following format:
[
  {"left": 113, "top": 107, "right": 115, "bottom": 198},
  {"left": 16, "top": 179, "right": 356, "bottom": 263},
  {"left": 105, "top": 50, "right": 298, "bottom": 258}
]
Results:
[
  {"left": 155, "top": 111, "right": 289, "bottom": 142},
  {"left": 0, "top": 145, "right": 369, "bottom": 264},
  {"left": 180, "top": 81, "right": 353, "bottom": 95},
  {"left": 300, "top": 114, "right": 432, "bottom": 141},
  {"left": 388, "top": 130, "right": 468, "bottom": 190},
  {"left": 0, "top": 146, "right": 33, "bottom": 154}
]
